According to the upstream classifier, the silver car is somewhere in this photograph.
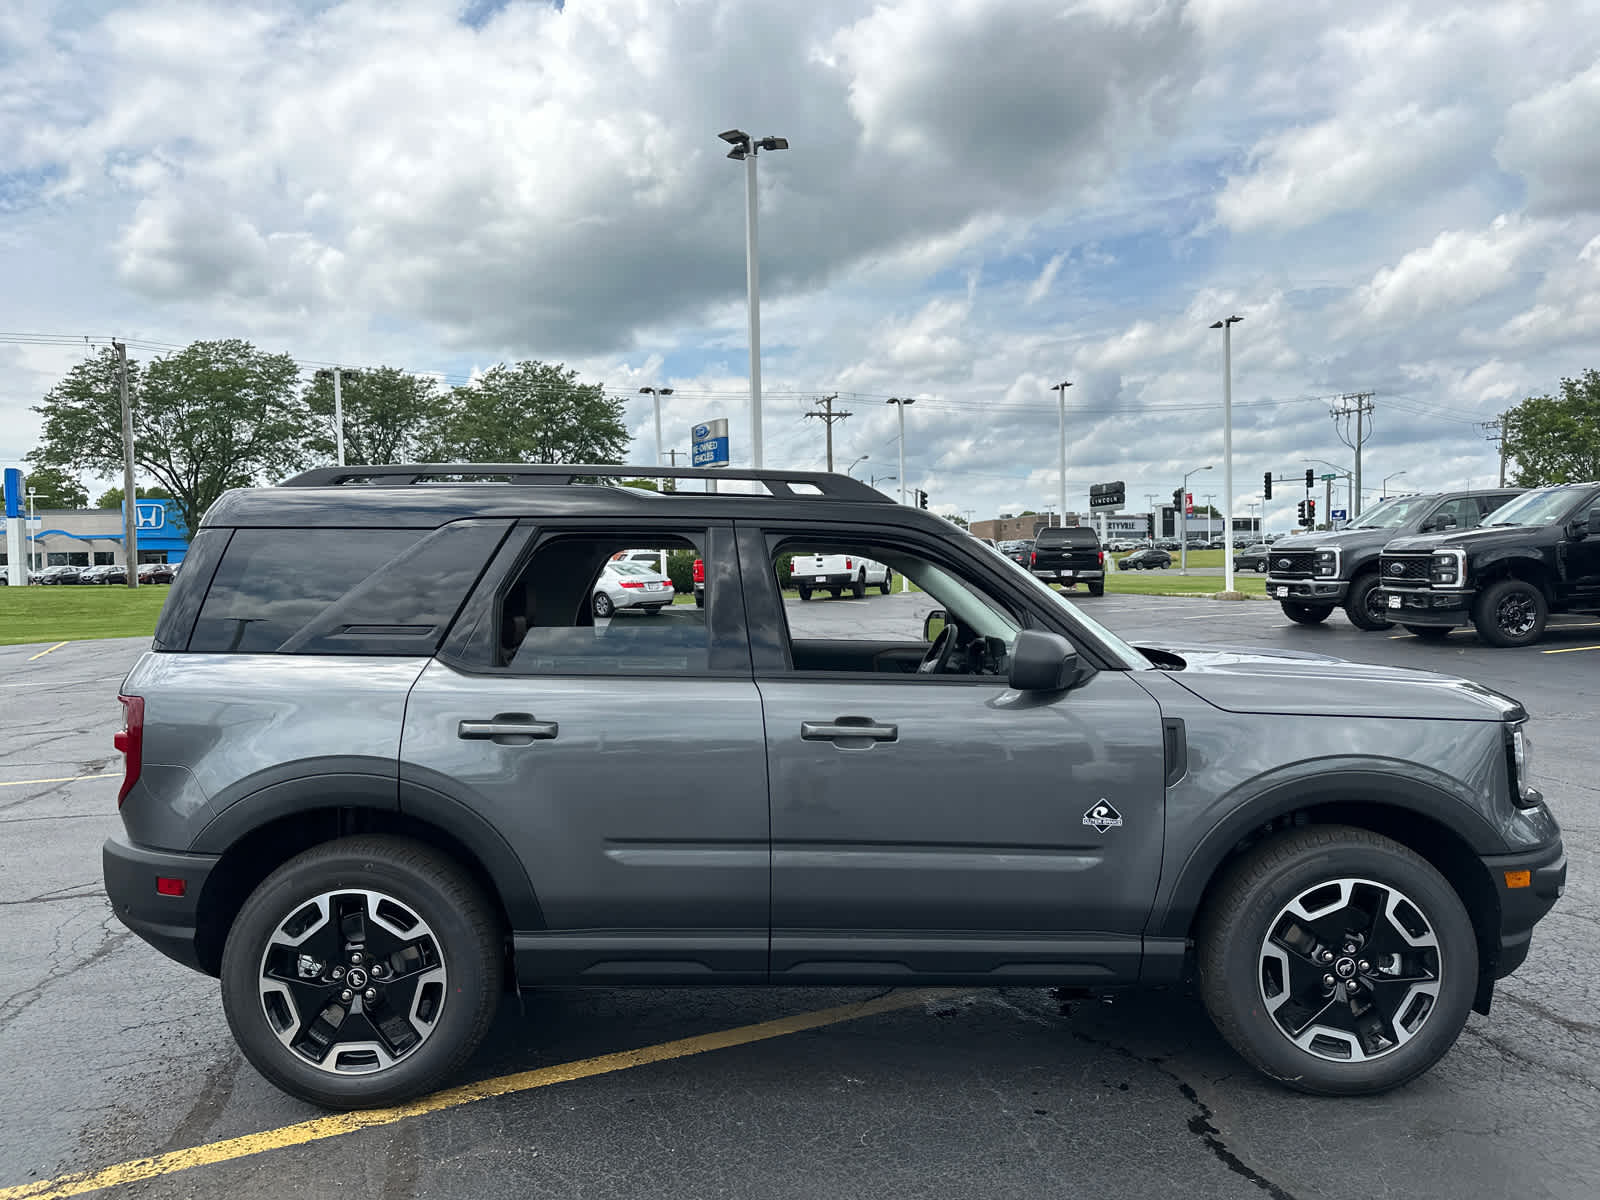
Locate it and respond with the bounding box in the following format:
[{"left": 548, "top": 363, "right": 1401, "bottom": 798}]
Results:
[{"left": 592, "top": 560, "right": 676, "bottom": 617}]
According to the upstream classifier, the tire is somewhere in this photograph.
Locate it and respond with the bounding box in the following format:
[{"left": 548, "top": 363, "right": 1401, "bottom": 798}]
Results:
[
  {"left": 878, "top": 572, "right": 892, "bottom": 595},
  {"left": 1256, "top": 563, "right": 1268, "bottom": 574},
  {"left": 1472, "top": 578, "right": 1548, "bottom": 648},
  {"left": 852, "top": 572, "right": 867, "bottom": 599},
  {"left": 1282, "top": 601, "right": 1334, "bottom": 625},
  {"left": 219, "top": 835, "right": 503, "bottom": 1110},
  {"left": 1404, "top": 624, "right": 1451, "bottom": 641},
  {"left": 1088, "top": 583, "right": 1104, "bottom": 597},
  {"left": 1196, "top": 825, "right": 1477, "bottom": 1096},
  {"left": 830, "top": 589, "right": 842, "bottom": 599},
  {"left": 797, "top": 586, "right": 812, "bottom": 602},
  {"left": 592, "top": 592, "right": 613, "bottom": 618},
  {"left": 694, "top": 595, "right": 704, "bottom": 608},
  {"left": 1344, "top": 573, "right": 1393, "bottom": 632}
]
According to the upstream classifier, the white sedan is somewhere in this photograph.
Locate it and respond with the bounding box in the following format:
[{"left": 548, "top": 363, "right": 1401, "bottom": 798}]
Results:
[{"left": 593, "top": 561, "right": 676, "bottom": 617}]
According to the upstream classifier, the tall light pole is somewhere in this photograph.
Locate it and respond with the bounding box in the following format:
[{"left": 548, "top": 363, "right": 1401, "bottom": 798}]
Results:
[
  {"left": 1210, "top": 315, "right": 1243, "bottom": 592},
  {"left": 26, "top": 487, "right": 37, "bottom": 572},
  {"left": 1051, "top": 380, "right": 1072, "bottom": 525},
  {"left": 886, "top": 398, "right": 914, "bottom": 506},
  {"left": 846, "top": 455, "right": 868, "bottom": 478},
  {"left": 1181, "top": 464, "right": 1213, "bottom": 575},
  {"left": 720, "top": 129, "right": 789, "bottom": 468},
  {"left": 870, "top": 473, "right": 896, "bottom": 492},
  {"left": 638, "top": 387, "right": 674, "bottom": 467},
  {"left": 1382, "top": 470, "right": 1407, "bottom": 499}
]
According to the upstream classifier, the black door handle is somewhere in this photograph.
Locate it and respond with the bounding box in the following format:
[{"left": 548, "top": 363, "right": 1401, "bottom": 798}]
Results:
[
  {"left": 801, "top": 717, "right": 898, "bottom": 744},
  {"left": 458, "top": 716, "right": 559, "bottom": 743}
]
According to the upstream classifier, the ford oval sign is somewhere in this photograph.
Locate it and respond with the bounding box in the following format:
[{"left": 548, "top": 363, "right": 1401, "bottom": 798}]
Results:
[
  {"left": 694, "top": 424, "right": 710, "bottom": 440},
  {"left": 1389, "top": 562, "right": 1406, "bottom": 576}
]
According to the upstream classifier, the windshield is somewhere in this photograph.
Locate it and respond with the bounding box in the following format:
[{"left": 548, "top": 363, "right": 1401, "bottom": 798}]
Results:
[
  {"left": 1484, "top": 487, "right": 1593, "bottom": 527},
  {"left": 1351, "top": 495, "right": 1433, "bottom": 528},
  {"left": 983, "top": 545, "right": 1148, "bottom": 670}
]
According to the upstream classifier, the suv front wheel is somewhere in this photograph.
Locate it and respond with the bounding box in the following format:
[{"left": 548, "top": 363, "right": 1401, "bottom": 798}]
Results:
[
  {"left": 220, "top": 836, "right": 503, "bottom": 1110},
  {"left": 1197, "top": 826, "right": 1476, "bottom": 1096},
  {"left": 1282, "top": 601, "right": 1334, "bottom": 625},
  {"left": 1472, "top": 578, "right": 1547, "bottom": 648}
]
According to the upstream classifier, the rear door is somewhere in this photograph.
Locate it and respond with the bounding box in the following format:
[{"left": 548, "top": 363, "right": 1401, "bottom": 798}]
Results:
[{"left": 402, "top": 520, "right": 771, "bottom": 983}]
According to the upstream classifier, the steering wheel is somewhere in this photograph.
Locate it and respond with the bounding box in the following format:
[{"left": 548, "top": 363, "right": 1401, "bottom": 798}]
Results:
[{"left": 918, "top": 621, "right": 959, "bottom": 674}]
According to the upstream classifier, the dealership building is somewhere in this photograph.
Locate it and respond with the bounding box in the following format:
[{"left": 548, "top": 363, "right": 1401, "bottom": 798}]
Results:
[{"left": 1, "top": 498, "right": 191, "bottom": 575}]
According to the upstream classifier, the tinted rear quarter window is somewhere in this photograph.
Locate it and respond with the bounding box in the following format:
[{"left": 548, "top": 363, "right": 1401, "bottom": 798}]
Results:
[{"left": 1035, "top": 528, "right": 1099, "bottom": 545}]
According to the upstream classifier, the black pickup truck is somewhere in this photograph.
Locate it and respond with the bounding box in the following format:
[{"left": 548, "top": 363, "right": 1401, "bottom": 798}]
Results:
[
  {"left": 1030, "top": 526, "right": 1104, "bottom": 596},
  {"left": 1375, "top": 482, "right": 1600, "bottom": 646},
  {"left": 1266, "top": 489, "right": 1522, "bottom": 629}
]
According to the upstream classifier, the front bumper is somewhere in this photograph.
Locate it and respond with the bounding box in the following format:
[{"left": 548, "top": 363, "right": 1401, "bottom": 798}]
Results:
[
  {"left": 103, "top": 833, "right": 220, "bottom": 975},
  {"left": 1266, "top": 576, "right": 1349, "bottom": 603},
  {"left": 1372, "top": 586, "right": 1472, "bottom": 627},
  {"left": 1481, "top": 838, "right": 1566, "bottom": 980}
]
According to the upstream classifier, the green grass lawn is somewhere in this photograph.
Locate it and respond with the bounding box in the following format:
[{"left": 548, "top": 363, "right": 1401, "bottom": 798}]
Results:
[
  {"left": 1102, "top": 572, "right": 1267, "bottom": 597},
  {"left": 0, "top": 585, "right": 170, "bottom": 646}
]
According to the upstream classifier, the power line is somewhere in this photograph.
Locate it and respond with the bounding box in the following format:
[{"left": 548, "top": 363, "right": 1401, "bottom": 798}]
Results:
[
  {"left": 1481, "top": 414, "right": 1509, "bottom": 487},
  {"left": 801, "top": 393, "right": 852, "bottom": 472},
  {"left": 1331, "top": 391, "right": 1375, "bottom": 517}
]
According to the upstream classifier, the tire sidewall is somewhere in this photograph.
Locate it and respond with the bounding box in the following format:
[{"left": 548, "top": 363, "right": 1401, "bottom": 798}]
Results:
[
  {"left": 593, "top": 592, "right": 612, "bottom": 617},
  {"left": 1345, "top": 573, "right": 1393, "bottom": 631},
  {"left": 1473, "top": 579, "right": 1547, "bottom": 648},
  {"left": 1202, "top": 841, "right": 1477, "bottom": 1094},
  {"left": 220, "top": 843, "right": 499, "bottom": 1109}
]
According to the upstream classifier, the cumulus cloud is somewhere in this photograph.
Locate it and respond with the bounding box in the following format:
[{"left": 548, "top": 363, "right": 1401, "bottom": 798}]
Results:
[
  {"left": 1498, "top": 61, "right": 1600, "bottom": 214},
  {"left": 1350, "top": 216, "right": 1545, "bottom": 327}
]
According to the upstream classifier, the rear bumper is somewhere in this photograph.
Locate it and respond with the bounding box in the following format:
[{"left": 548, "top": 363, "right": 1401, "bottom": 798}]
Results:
[
  {"left": 1032, "top": 567, "right": 1103, "bottom": 581},
  {"left": 1372, "top": 587, "right": 1472, "bottom": 627},
  {"left": 1266, "top": 577, "right": 1349, "bottom": 603},
  {"left": 1481, "top": 838, "right": 1566, "bottom": 980},
  {"left": 615, "top": 588, "right": 675, "bottom": 608},
  {"left": 103, "top": 833, "right": 219, "bottom": 975},
  {"left": 797, "top": 573, "right": 853, "bottom": 588}
]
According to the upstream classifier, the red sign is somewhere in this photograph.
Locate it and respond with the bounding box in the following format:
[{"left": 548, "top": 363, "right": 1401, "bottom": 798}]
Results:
[{"left": 1185, "top": 492, "right": 1193, "bottom": 517}]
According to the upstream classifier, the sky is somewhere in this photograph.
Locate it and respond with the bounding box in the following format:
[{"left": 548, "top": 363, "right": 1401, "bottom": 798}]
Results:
[{"left": 2, "top": 0, "right": 1598, "bottom": 532}]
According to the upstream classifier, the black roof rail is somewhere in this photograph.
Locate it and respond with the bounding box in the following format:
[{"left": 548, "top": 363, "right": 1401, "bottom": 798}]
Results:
[{"left": 278, "top": 463, "right": 893, "bottom": 502}]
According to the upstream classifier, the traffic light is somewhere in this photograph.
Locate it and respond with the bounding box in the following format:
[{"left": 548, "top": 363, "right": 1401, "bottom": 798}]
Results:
[
  {"left": 1263, "top": 472, "right": 1272, "bottom": 501},
  {"left": 1296, "top": 500, "right": 1305, "bottom": 524},
  {"left": 1305, "top": 468, "right": 1315, "bottom": 490},
  {"left": 916, "top": 489, "right": 928, "bottom": 510},
  {"left": 1307, "top": 498, "right": 1316, "bottom": 526},
  {"left": 1172, "top": 488, "right": 1183, "bottom": 510}
]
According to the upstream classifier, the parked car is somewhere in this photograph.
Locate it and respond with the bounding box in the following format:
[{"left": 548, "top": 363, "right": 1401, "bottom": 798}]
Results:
[
  {"left": 138, "top": 563, "right": 176, "bottom": 584},
  {"left": 998, "top": 539, "right": 1032, "bottom": 567},
  {"left": 1029, "top": 526, "right": 1104, "bottom": 596},
  {"left": 1118, "top": 548, "right": 1172, "bottom": 570},
  {"left": 103, "top": 462, "right": 1564, "bottom": 1109},
  {"left": 592, "top": 560, "right": 675, "bottom": 616},
  {"left": 1266, "top": 489, "right": 1523, "bottom": 630},
  {"left": 1233, "top": 543, "right": 1272, "bottom": 572},
  {"left": 1375, "top": 482, "right": 1600, "bottom": 646},
  {"left": 36, "top": 565, "right": 83, "bottom": 585},
  {"left": 789, "top": 551, "right": 892, "bottom": 599}
]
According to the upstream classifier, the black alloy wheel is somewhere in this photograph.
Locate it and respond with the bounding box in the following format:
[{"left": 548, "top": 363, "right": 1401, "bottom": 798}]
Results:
[
  {"left": 1473, "top": 578, "right": 1547, "bottom": 648},
  {"left": 1344, "top": 573, "right": 1394, "bottom": 632}
]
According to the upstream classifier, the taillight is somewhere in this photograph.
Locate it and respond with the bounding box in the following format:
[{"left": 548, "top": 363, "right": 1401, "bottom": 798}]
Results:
[
  {"left": 789, "top": 560, "right": 796, "bottom": 573},
  {"left": 115, "top": 695, "right": 144, "bottom": 808},
  {"left": 1030, "top": 551, "right": 1037, "bottom": 564},
  {"left": 1098, "top": 550, "right": 1105, "bottom": 565},
  {"left": 694, "top": 558, "right": 705, "bottom": 582},
  {"left": 845, "top": 558, "right": 853, "bottom": 570},
  {"left": 619, "top": 580, "right": 644, "bottom": 589}
]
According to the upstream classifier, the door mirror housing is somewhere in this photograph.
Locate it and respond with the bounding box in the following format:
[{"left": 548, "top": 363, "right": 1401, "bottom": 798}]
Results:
[
  {"left": 1008, "top": 630, "right": 1081, "bottom": 692},
  {"left": 1589, "top": 510, "right": 1600, "bottom": 536},
  {"left": 922, "top": 609, "right": 948, "bottom": 643},
  {"left": 1427, "top": 513, "right": 1458, "bottom": 532}
]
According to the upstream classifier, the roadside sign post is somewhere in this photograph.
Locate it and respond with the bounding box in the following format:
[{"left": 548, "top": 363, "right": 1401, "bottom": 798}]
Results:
[{"left": 691, "top": 419, "right": 730, "bottom": 493}]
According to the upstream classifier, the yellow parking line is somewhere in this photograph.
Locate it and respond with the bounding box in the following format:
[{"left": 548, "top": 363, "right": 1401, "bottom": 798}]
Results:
[
  {"left": 26, "top": 642, "right": 68, "bottom": 661},
  {"left": 1543, "top": 644, "right": 1600, "bottom": 655},
  {"left": 0, "top": 773, "right": 119, "bottom": 789},
  {"left": 0, "top": 988, "right": 947, "bottom": 1200}
]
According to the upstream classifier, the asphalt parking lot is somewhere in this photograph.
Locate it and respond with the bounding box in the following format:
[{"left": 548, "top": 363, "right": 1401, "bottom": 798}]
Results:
[{"left": 1, "top": 596, "right": 1595, "bottom": 1200}]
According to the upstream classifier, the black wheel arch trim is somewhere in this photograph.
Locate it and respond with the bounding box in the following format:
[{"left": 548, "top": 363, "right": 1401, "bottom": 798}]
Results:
[{"left": 1147, "top": 767, "right": 1507, "bottom": 940}]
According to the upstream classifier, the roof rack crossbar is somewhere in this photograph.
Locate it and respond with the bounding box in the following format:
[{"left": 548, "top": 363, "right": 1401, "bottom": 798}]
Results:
[{"left": 278, "top": 463, "right": 892, "bottom": 502}]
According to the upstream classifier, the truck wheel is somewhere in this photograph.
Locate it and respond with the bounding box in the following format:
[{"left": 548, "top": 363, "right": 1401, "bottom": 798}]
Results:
[
  {"left": 219, "top": 836, "right": 503, "bottom": 1110},
  {"left": 1472, "top": 579, "right": 1547, "bottom": 648},
  {"left": 1282, "top": 601, "right": 1333, "bottom": 625},
  {"left": 797, "top": 586, "right": 812, "bottom": 602},
  {"left": 1403, "top": 624, "right": 1451, "bottom": 640},
  {"left": 1196, "top": 825, "right": 1476, "bottom": 1096},
  {"left": 878, "top": 571, "right": 892, "bottom": 595},
  {"left": 1344, "top": 573, "right": 1393, "bottom": 631},
  {"left": 852, "top": 572, "right": 867, "bottom": 599},
  {"left": 1088, "top": 582, "right": 1104, "bottom": 597},
  {"left": 830, "top": 588, "right": 842, "bottom": 599}
]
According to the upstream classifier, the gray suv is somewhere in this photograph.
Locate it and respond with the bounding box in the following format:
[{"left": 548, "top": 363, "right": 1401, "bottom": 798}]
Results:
[{"left": 104, "top": 464, "right": 1565, "bottom": 1109}]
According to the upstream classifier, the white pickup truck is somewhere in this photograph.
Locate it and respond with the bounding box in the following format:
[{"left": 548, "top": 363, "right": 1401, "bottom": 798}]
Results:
[{"left": 788, "top": 552, "right": 893, "bottom": 600}]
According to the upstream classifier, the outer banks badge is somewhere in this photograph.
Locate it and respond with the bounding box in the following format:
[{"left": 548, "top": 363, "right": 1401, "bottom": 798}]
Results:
[{"left": 1082, "top": 801, "right": 1123, "bottom": 834}]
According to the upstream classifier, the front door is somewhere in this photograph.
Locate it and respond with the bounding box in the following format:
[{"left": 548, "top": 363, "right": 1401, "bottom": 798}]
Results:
[
  {"left": 401, "top": 522, "right": 770, "bottom": 982},
  {"left": 746, "top": 525, "right": 1167, "bottom": 983}
]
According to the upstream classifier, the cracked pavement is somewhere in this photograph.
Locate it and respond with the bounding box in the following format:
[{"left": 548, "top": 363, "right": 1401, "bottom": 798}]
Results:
[{"left": 0, "top": 603, "right": 1594, "bottom": 1200}]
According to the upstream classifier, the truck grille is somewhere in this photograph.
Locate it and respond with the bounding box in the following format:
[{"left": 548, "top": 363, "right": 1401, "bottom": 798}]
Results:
[
  {"left": 1379, "top": 554, "right": 1432, "bottom": 585},
  {"left": 1267, "top": 551, "right": 1317, "bottom": 577}
]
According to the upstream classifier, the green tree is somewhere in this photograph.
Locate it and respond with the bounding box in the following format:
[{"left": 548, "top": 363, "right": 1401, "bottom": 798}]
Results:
[
  {"left": 95, "top": 484, "right": 171, "bottom": 509},
  {"left": 19, "top": 465, "right": 88, "bottom": 509},
  {"left": 303, "top": 367, "right": 445, "bottom": 465},
  {"left": 419, "top": 361, "right": 628, "bottom": 464},
  {"left": 948, "top": 514, "right": 970, "bottom": 529},
  {"left": 1504, "top": 370, "right": 1600, "bottom": 486},
  {"left": 29, "top": 341, "right": 314, "bottom": 533}
]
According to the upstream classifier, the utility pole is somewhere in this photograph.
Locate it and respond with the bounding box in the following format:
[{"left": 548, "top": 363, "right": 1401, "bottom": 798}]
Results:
[
  {"left": 1481, "top": 414, "right": 1509, "bottom": 486},
  {"left": 113, "top": 340, "right": 139, "bottom": 587},
  {"left": 1325, "top": 476, "right": 1333, "bottom": 531},
  {"left": 804, "top": 393, "right": 852, "bottom": 471},
  {"left": 664, "top": 449, "right": 681, "bottom": 467},
  {"left": 1051, "top": 381, "right": 1072, "bottom": 525},
  {"left": 333, "top": 367, "right": 346, "bottom": 466},
  {"left": 1331, "top": 391, "right": 1374, "bottom": 517}
]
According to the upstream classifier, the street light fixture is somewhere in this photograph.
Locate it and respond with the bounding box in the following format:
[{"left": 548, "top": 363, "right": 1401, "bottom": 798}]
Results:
[
  {"left": 638, "top": 387, "right": 674, "bottom": 468},
  {"left": 1181, "top": 464, "right": 1213, "bottom": 575},
  {"left": 719, "top": 129, "right": 789, "bottom": 468},
  {"left": 1382, "top": 470, "right": 1407, "bottom": 498},
  {"left": 1210, "top": 315, "right": 1242, "bottom": 591},
  {"left": 886, "top": 398, "right": 915, "bottom": 507},
  {"left": 26, "top": 486, "right": 37, "bottom": 573},
  {"left": 1050, "top": 380, "right": 1072, "bottom": 525},
  {"left": 869, "top": 473, "right": 896, "bottom": 491},
  {"left": 846, "top": 455, "right": 868, "bottom": 478}
]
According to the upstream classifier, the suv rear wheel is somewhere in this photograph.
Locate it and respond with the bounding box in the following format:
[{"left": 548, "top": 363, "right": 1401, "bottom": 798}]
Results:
[
  {"left": 1472, "top": 578, "right": 1547, "bottom": 648},
  {"left": 220, "top": 836, "right": 503, "bottom": 1110},
  {"left": 1282, "top": 601, "right": 1334, "bottom": 625},
  {"left": 1197, "top": 826, "right": 1476, "bottom": 1096},
  {"left": 1344, "top": 573, "right": 1393, "bottom": 631}
]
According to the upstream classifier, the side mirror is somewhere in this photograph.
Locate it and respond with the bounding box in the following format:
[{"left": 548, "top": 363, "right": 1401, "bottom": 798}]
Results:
[
  {"left": 1008, "top": 629, "right": 1081, "bottom": 692},
  {"left": 1427, "top": 513, "right": 1458, "bottom": 532},
  {"left": 922, "top": 609, "right": 948, "bottom": 643},
  {"left": 1589, "top": 510, "right": 1600, "bottom": 536}
]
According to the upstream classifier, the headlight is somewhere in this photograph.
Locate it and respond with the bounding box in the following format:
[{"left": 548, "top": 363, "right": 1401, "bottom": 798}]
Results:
[
  {"left": 1314, "top": 548, "right": 1340, "bottom": 578},
  {"left": 1509, "top": 724, "right": 1541, "bottom": 808},
  {"left": 1431, "top": 550, "right": 1464, "bottom": 586}
]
